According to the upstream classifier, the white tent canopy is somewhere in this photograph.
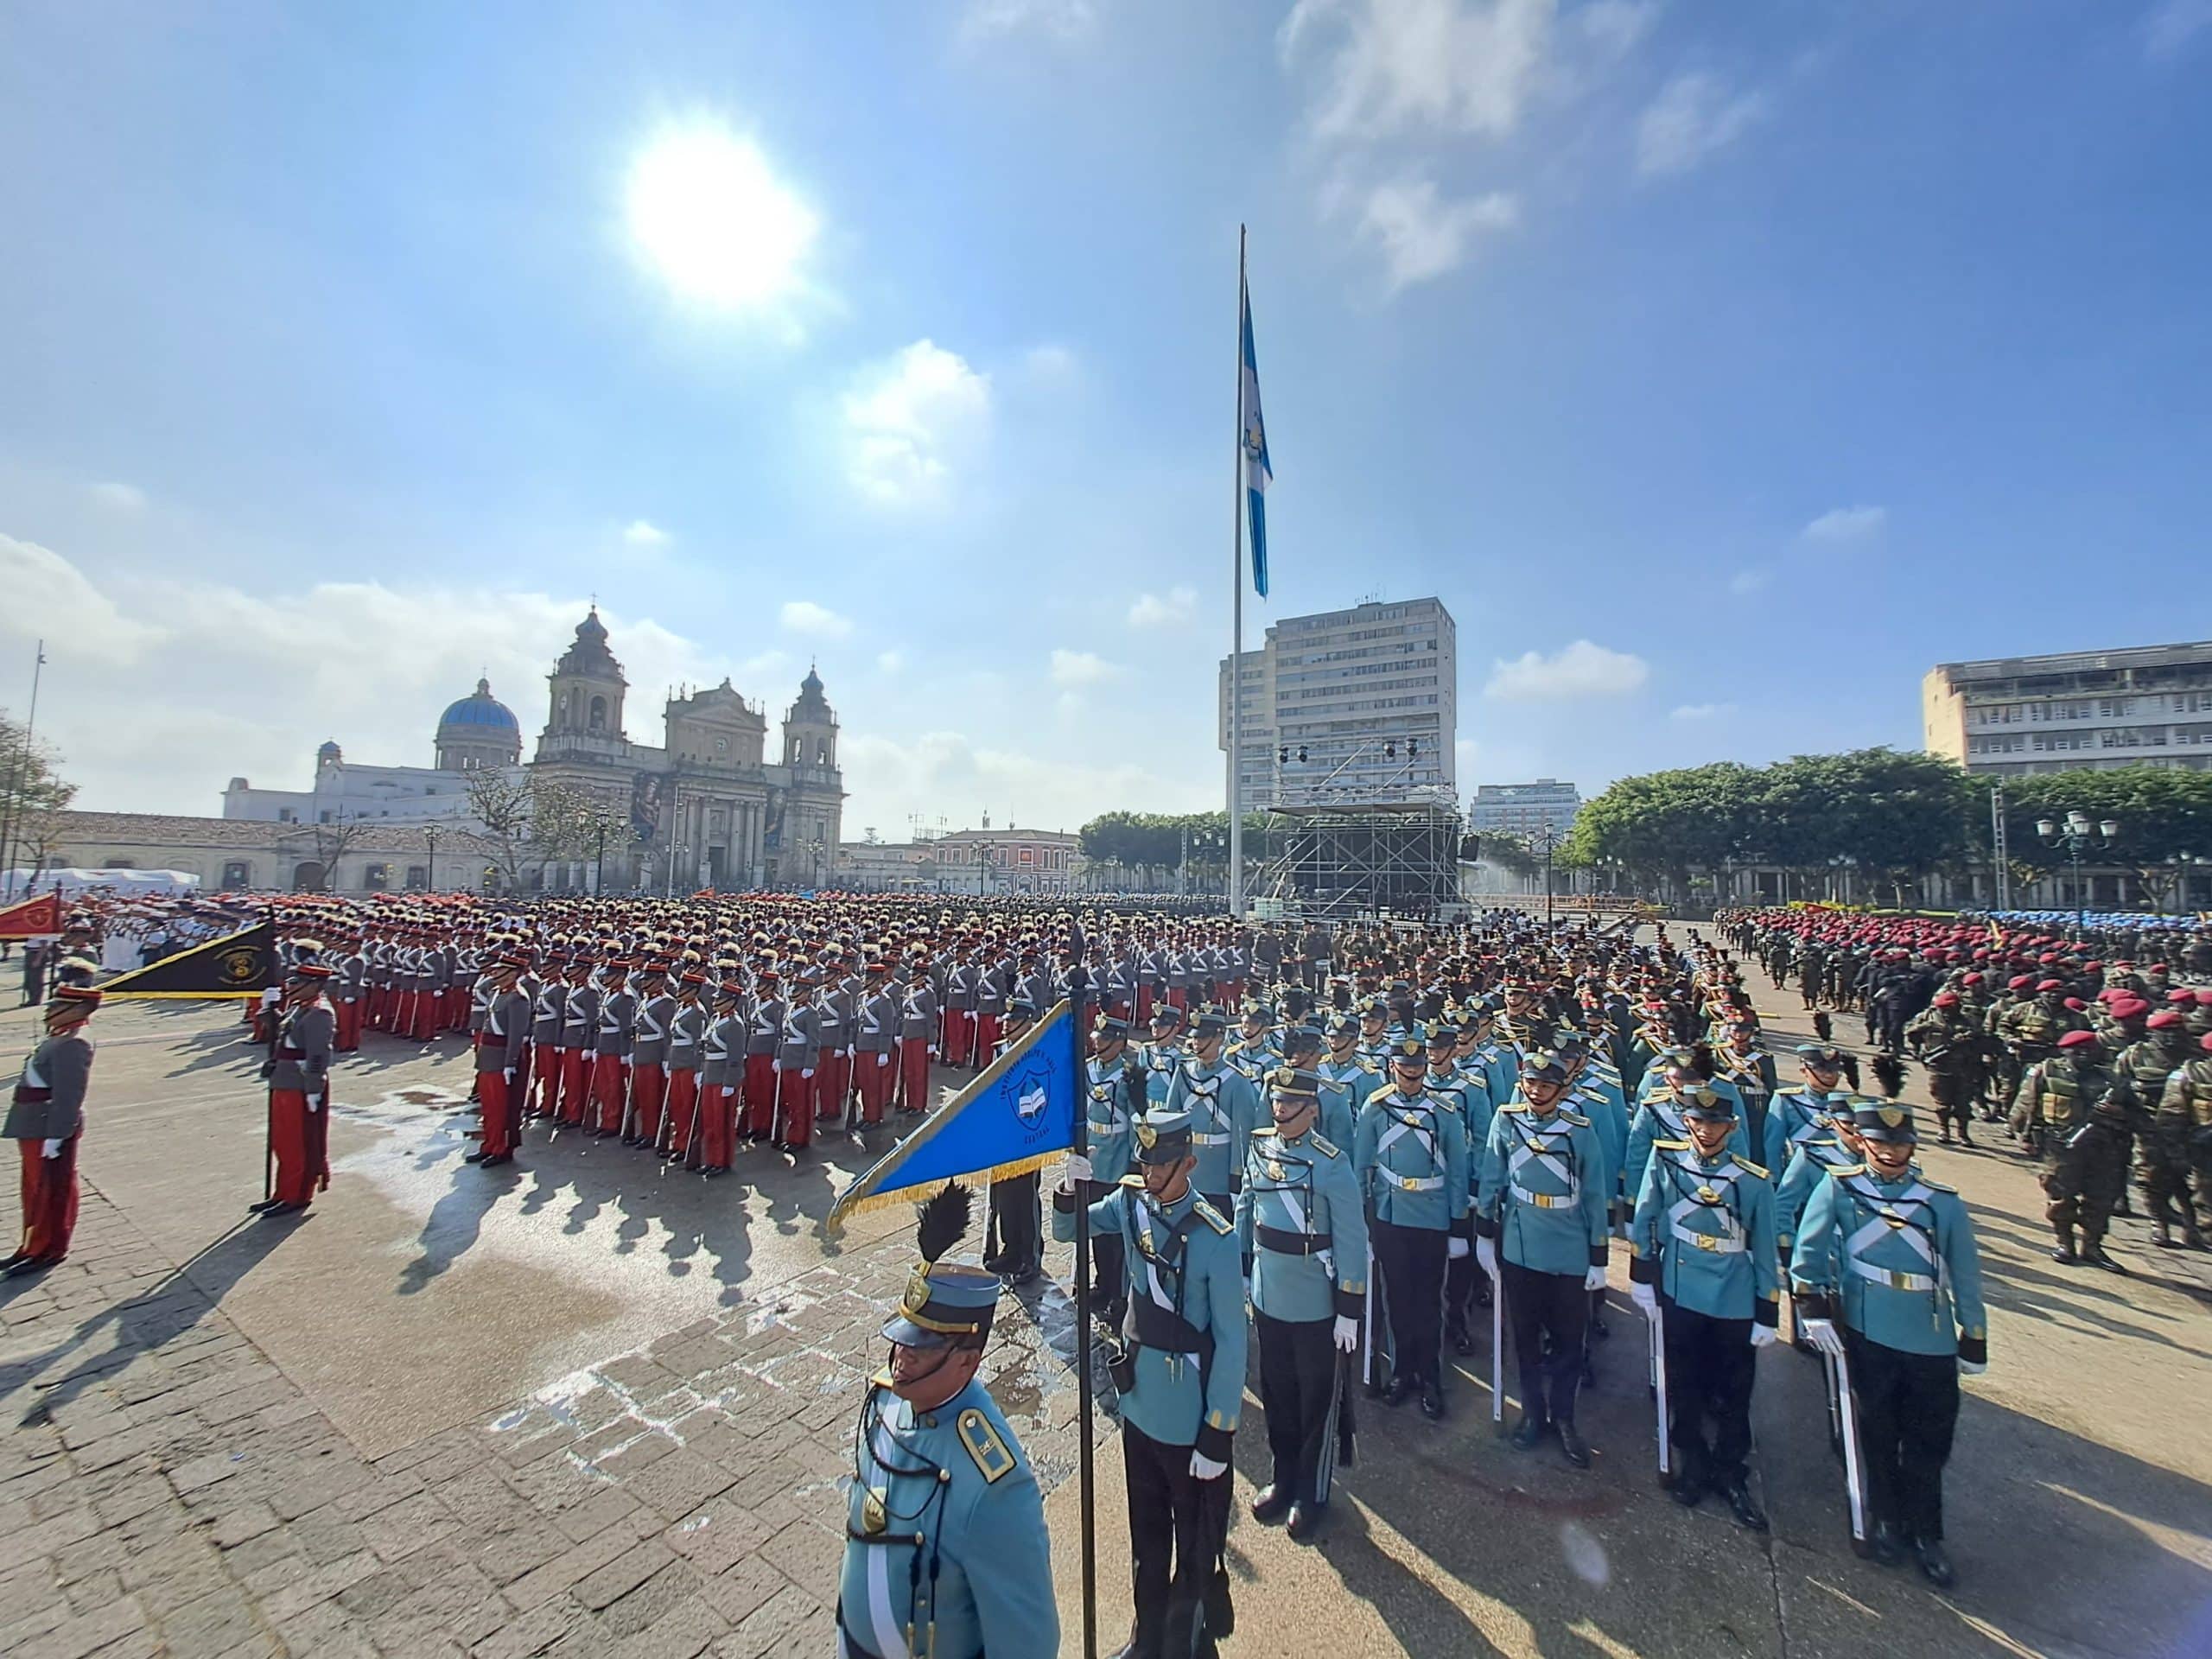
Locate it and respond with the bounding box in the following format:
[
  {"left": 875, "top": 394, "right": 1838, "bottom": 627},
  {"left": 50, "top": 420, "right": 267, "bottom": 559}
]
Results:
[{"left": 3, "top": 868, "right": 203, "bottom": 898}]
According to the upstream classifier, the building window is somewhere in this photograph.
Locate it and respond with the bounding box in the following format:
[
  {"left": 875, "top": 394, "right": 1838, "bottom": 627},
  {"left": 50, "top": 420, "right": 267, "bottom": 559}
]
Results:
[
  {"left": 588, "top": 696, "right": 607, "bottom": 731},
  {"left": 221, "top": 861, "right": 251, "bottom": 888}
]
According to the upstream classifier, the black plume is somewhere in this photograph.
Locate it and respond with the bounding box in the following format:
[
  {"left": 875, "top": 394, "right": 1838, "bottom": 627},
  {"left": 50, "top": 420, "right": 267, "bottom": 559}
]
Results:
[
  {"left": 1872, "top": 1052, "right": 1907, "bottom": 1100},
  {"left": 1811, "top": 1009, "right": 1833, "bottom": 1042},
  {"left": 915, "top": 1183, "right": 974, "bottom": 1265}
]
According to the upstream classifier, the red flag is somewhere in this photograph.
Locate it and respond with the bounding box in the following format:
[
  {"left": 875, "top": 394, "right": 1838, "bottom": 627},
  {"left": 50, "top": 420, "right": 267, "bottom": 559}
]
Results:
[{"left": 0, "top": 893, "right": 63, "bottom": 938}]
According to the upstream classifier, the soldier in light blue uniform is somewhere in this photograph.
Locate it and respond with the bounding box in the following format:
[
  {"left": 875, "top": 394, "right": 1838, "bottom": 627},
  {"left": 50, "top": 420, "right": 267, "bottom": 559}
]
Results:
[
  {"left": 1317, "top": 1013, "right": 1384, "bottom": 1120},
  {"left": 1226, "top": 1002, "right": 1280, "bottom": 1090},
  {"left": 1139, "top": 1006, "right": 1185, "bottom": 1113},
  {"left": 1625, "top": 1049, "right": 1749, "bottom": 1204},
  {"left": 1426, "top": 1020, "right": 1495, "bottom": 1357},
  {"left": 1775, "top": 1103, "right": 1865, "bottom": 1274},
  {"left": 1355, "top": 1032, "right": 1470, "bottom": 1420},
  {"left": 1355, "top": 1000, "right": 1392, "bottom": 1068},
  {"left": 1055, "top": 1108, "right": 1247, "bottom": 1659},
  {"left": 1079, "top": 1014, "right": 1147, "bottom": 1331},
  {"left": 1236, "top": 1065, "right": 1367, "bottom": 1542},
  {"left": 1627, "top": 1086, "right": 1779, "bottom": 1529},
  {"left": 1167, "top": 1009, "right": 1263, "bottom": 1211},
  {"left": 1474, "top": 1050, "right": 1613, "bottom": 1467},
  {"left": 1466, "top": 1000, "right": 1520, "bottom": 1113},
  {"left": 1792, "top": 1103, "right": 1989, "bottom": 1587},
  {"left": 1764, "top": 1043, "right": 1853, "bottom": 1178},
  {"left": 1281, "top": 1022, "right": 1357, "bottom": 1147},
  {"left": 840, "top": 1187, "right": 1057, "bottom": 1659}
]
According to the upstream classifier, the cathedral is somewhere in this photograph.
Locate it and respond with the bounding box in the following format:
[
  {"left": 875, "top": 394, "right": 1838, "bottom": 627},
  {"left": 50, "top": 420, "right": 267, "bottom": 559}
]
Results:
[{"left": 220, "top": 607, "right": 845, "bottom": 893}]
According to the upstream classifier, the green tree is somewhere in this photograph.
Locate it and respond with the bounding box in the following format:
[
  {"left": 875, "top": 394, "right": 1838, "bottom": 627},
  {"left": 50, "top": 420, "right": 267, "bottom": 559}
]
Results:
[{"left": 0, "top": 709, "right": 74, "bottom": 882}]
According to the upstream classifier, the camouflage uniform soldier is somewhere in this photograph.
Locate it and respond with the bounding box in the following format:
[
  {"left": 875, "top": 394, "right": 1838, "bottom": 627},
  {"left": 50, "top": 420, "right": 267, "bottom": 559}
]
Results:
[
  {"left": 2139, "top": 1016, "right": 2208, "bottom": 1249},
  {"left": 2019, "top": 1031, "right": 2126, "bottom": 1266}
]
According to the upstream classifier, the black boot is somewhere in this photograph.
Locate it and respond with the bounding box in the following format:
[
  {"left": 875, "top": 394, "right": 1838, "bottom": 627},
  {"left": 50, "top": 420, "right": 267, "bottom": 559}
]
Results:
[
  {"left": 1556, "top": 1419, "right": 1592, "bottom": 1469},
  {"left": 1866, "top": 1521, "right": 1904, "bottom": 1567},
  {"left": 1286, "top": 1500, "right": 1325, "bottom": 1544},
  {"left": 1249, "top": 1484, "right": 1291, "bottom": 1525},
  {"left": 1510, "top": 1411, "right": 1548, "bottom": 1452},
  {"left": 1720, "top": 1478, "right": 1769, "bottom": 1532},
  {"left": 1670, "top": 1468, "right": 1705, "bottom": 1508},
  {"left": 1446, "top": 1321, "right": 1474, "bottom": 1357},
  {"left": 2050, "top": 1226, "right": 2078, "bottom": 1265},
  {"left": 2081, "top": 1236, "right": 2126, "bottom": 1273},
  {"left": 1382, "top": 1375, "right": 1414, "bottom": 1409},
  {"left": 1914, "top": 1536, "right": 1955, "bottom": 1587},
  {"left": 1421, "top": 1375, "right": 1445, "bottom": 1421}
]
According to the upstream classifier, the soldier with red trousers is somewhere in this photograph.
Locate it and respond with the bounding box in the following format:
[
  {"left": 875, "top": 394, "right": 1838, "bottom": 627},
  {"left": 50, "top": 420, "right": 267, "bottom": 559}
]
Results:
[
  {"left": 255, "top": 965, "right": 336, "bottom": 1217},
  {"left": 5, "top": 983, "right": 100, "bottom": 1276},
  {"left": 468, "top": 953, "right": 530, "bottom": 1168}
]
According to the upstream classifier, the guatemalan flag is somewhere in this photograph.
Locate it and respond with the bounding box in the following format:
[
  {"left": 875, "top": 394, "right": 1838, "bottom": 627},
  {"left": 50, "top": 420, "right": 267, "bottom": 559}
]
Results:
[{"left": 1240, "top": 268, "right": 1273, "bottom": 599}]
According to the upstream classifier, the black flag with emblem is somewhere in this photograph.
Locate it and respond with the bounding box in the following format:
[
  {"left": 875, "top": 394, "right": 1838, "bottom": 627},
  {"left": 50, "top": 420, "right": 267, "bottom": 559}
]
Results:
[{"left": 99, "top": 919, "right": 276, "bottom": 1000}]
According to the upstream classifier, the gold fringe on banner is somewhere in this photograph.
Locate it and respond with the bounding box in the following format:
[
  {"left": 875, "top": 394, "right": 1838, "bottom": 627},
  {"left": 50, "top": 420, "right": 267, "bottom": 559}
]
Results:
[{"left": 827, "top": 1150, "right": 1072, "bottom": 1226}]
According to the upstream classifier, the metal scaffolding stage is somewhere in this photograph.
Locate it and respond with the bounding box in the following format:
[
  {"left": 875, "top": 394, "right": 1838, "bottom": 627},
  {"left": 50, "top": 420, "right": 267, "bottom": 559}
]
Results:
[{"left": 1251, "top": 800, "right": 1465, "bottom": 921}]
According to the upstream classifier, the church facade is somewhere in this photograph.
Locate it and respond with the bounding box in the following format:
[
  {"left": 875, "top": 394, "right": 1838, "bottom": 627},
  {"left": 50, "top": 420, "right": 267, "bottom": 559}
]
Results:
[{"left": 213, "top": 607, "right": 845, "bottom": 893}]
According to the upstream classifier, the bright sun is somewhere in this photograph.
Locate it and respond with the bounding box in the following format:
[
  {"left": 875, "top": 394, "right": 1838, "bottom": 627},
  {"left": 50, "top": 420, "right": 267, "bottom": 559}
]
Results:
[{"left": 626, "top": 123, "right": 819, "bottom": 313}]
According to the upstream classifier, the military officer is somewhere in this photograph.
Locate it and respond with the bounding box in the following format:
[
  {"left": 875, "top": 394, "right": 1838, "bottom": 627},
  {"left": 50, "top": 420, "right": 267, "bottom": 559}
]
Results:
[
  {"left": 1792, "top": 1103, "right": 1989, "bottom": 1587},
  {"left": 663, "top": 968, "right": 709, "bottom": 1160},
  {"left": 1236, "top": 1065, "right": 1367, "bottom": 1541},
  {"left": 1317, "top": 1012, "right": 1383, "bottom": 1119},
  {"left": 1354, "top": 1032, "right": 1470, "bottom": 1419},
  {"left": 468, "top": 953, "right": 529, "bottom": 1168},
  {"left": 1166, "top": 1009, "right": 1262, "bottom": 1214},
  {"left": 2012, "top": 1028, "right": 2119, "bottom": 1262},
  {"left": 840, "top": 1186, "right": 1058, "bottom": 1659},
  {"left": 1474, "top": 1050, "right": 1612, "bottom": 1466},
  {"left": 697, "top": 976, "right": 742, "bottom": 1174},
  {"left": 2124, "top": 1012, "right": 2202, "bottom": 1249},
  {"left": 257, "top": 963, "right": 337, "bottom": 1216},
  {"left": 1078, "top": 1014, "right": 1145, "bottom": 1330},
  {"left": 1628, "top": 1086, "right": 1779, "bottom": 1529},
  {"left": 1905, "top": 991, "right": 1983, "bottom": 1147},
  {"left": 1764, "top": 1044, "right": 1853, "bottom": 1180},
  {"left": 1280, "top": 1022, "right": 1355, "bottom": 1147},
  {"left": 4, "top": 983, "right": 101, "bottom": 1275},
  {"left": 1056, "top": 1108, "right": 1246, "bottom": 1659}
]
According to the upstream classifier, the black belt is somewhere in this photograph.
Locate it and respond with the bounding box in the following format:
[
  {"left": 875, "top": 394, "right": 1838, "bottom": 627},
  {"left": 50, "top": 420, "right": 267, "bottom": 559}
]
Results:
[{"left": 1256, "top": 1225, "right": 1326, "bottom": 1255}]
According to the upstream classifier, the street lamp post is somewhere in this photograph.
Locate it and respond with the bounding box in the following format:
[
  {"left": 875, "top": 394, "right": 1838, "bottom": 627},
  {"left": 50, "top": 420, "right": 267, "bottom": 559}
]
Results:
[
  {"left": 977, "top": 841, "right": 992, "bottom": 897},
  {"left": 423, "top": 823, "right": 440, "bottom": 892},
  {"left": 1528, "top": 815, "right": 1561, "bottom": 928},
  {"left": 2037, "top": 810, "right": 2119, "bottom": 933}
]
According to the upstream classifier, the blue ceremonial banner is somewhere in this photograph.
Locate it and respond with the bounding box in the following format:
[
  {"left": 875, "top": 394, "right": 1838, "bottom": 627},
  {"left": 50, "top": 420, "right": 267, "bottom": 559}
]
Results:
[
  {"left": 1240, "top": 270, "right": 1272, "bottom": 600},
  {"left": 825, "top": 999, "right": 1079, "bottom": 1232}
]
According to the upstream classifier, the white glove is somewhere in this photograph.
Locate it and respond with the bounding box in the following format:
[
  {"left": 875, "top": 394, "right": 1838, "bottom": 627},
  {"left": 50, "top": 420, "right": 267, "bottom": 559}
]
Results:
[
  {"left": 846, "top": 1046, "right": 855, "bottom": 1058},
  {"left": 1799, "top": 1317, "right": 1845, "bottom": 1357},
  {"left": 1476, "top": 1236, "right": 1498, "bottom": 1280},
  {"left": 1750, "top": 1323, "right": 1777, "bottom": 1349},
  {"left": 877, "top": 1052, "right": 891, "bottom": 1067},
  {"left": 1446, "top": 1236, "right": 1469, "bottom": 1260},
  {"left": 503, "top": 1068, "right": 515, "bottom": 1083},
  {"left": 928, "top": 1047, "right": 938, "bottom": 1058},
  {"left": 41, "top": 1137, "right": 63, "bottom": 1159},
  {"left": 1189, "top": 1451, "right": 1228, "bottom": 1481},
  {"left": 1583, "top": 1265, "right": 1607, "bottom": 1292},
  {"left": 1332, "top": 1315, "right": 1357, "bottom": 1353},
  {"left": 1630, "top": 1281, "right": 1658, "bottom": 1316},
  {"left": 1062, "top": 1152, "right": 1095, "bottom": 1187},
  {"left": 801, "top": 1068, "right": 814, "bottom": 1080},
  {"left": 1958, "top": 1357, "right": 1986, "bottom": 1376}
]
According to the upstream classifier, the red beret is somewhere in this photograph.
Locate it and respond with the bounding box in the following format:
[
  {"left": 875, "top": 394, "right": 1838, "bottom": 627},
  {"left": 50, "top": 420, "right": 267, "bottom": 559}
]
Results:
[
  {"left": 2056, "top": 1030, "right": 2097, "bottom": 1049},
  {"left": 2147, "top": 1011, "right": 2183, "bottom": 1029}
]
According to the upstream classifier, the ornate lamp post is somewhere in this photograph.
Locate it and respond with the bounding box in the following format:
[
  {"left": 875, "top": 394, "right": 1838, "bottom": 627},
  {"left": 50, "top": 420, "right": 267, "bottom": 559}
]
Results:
[{"left": 2036, "top": 810, "right": 2119, "bottom": 932}]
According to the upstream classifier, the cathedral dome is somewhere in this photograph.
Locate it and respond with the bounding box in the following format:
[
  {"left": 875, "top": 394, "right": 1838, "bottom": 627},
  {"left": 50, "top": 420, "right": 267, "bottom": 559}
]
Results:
[{"left": 439, "top": 678, "right": 518, "bottom": 732}]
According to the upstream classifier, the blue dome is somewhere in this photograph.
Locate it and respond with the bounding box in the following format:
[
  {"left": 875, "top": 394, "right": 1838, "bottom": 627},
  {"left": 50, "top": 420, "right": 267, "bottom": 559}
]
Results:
[{"left": 440, "top": 678, "right": 518, "bottom": 731}]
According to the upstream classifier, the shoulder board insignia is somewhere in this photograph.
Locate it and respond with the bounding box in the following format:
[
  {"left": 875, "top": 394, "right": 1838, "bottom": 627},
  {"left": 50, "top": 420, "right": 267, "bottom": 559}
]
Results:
[
  {"left": 1560, "top": 1110, "right": 1590, "bottom": 1127},
  {"left": 957, "top": 1408, "right": 1016, "bottom": 1485},
  {"left": 1731, "top": 1156, "right": 1770, "bottom": 1179},
  {"left": 1654, "top": 1138, "right": 1691, "bottom": 1151},
  {"left": 1829, "top": 1162, "right": 1866, "bottom": 1178},
  {"left": 1252, "top": 1126, "right": 1278, "bottom": 1139},
  {"left": 1118, "top": 1173, "right": 1146, "bottom": 1188},
  {"left": 1501, "top": 1103, "right": 1529, "bottom": 1115},
  {"left": 1195, "top": 1198, "right": 1234, "bottom": 1236},
  {"left": 1310, "top": 1133, "right": 1339, "bottom": 1159},
  {"left": 1776, "top": 1085, "right": 1811, "bottom": 1098},
  {"left": 1919, "top": 1176, "right": 1956, "bottom": 1193}
]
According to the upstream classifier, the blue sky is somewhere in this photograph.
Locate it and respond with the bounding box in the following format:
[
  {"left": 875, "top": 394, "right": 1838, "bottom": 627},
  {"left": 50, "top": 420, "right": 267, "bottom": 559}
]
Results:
[{"left": 3, "top": 0, "right": 2209, "bottom": 836}]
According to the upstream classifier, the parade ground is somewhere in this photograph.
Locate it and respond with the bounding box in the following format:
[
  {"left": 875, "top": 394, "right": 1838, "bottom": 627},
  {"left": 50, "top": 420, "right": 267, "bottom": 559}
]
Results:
[{"left": 3, "top": 936, "right": 2209, "bottom": 1659}]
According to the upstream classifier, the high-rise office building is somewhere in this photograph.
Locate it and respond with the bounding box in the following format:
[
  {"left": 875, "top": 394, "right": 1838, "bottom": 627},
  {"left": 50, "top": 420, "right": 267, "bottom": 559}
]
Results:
[
  {"left": 1466, "top": 779, "right": 1583, "bottom": 841},
  {"left": 1923, "top": 641, "right": 2212, "bottom": 777},
  {"left": 1218, "top": 598, "right": 1458, "bottom": 815}
]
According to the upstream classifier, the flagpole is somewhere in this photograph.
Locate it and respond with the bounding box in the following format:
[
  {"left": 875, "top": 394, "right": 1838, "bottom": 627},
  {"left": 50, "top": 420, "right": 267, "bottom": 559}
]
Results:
[
  {"left": 1228, "top": 227, "right": 1246, "bottom": 919},
  {"left": 0, "top": 639, "right": 46, "bottom": 901},
  {"left": 1067, "top": 931, "right": 1096, "bottom": 1659}
]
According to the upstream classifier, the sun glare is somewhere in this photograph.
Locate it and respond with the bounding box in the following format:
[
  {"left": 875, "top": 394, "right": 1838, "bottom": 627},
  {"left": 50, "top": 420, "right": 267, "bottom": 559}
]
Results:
[{"left": 626, "top": 123, "right": 819, "bottom": 313}]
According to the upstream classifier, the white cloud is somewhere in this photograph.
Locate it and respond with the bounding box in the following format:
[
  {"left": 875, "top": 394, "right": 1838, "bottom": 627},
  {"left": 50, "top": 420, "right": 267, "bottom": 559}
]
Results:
[
  {"left": 1727, "top": 568, "right": 1770, "bottom": 595},
  {"left": 1128, "top": 585, "right": 1198, "bottom": 629},
  {"left": 1483, "top": 639, "right": 1649, "bottom": 701},
  {"left": 1020, "top": 343, "right": 1079, "bottom": 382},
  {"left": 1576, "top": 0, "right": 1658, "bottom": 58},
  {"left": 1671, "top": 702, "right": 1736, "bottom": 721},
  {"left": 841, "top": 729, "right": 1209, "bottom": 839},
  {"left": 963, "top": 0, "right": 1096, "bottom": 43},
  {"left": 779, "top": 600, "right": 853, "bottom": 640},
  {"left": 1281, "top": 0, "right": 1556, "bottom": 141},
  {"left": 1049, "top": 648, "right": 1121, "bottom": 687},
  {"left": 842, "top": 340, "right": 993, "bottom": 509},
  {"left": 876, "top": 650, "right": 906, "bottom": 676},
  {"left": 622, "top": 519, "right": 668, "bottom": 546},
  {"left": 625, "top": 120, "right": 822, "bottom": 329},
  {"left": 1358, "top": 177, "right": 1518, "bottom": 290},
  {"left": 0, "top": 531, "right": 169, "bottom": 664},
  {"left": 90, "top": 481, "right": 147, "bottom": 512},
  {"left": 1802, "top": 505, "right": 1886, "bottom": 542},
  {"left": 2146, "top": 0, "right": 2212, "bottom": 59},
  {"left": 1636, "top": 71, "right": 1768, "bottom": 177}
]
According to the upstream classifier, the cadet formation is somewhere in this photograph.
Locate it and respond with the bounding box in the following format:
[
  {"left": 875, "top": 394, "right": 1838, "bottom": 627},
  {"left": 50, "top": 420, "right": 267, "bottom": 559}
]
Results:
[{"left": 16, "top": 890, "right": 2212, "bottom": 1657}]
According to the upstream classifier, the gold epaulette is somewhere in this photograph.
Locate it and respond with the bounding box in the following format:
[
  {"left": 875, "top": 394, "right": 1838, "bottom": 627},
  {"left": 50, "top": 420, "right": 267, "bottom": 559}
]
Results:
[
  {"left": 1310, "top": 1133, "right": 1339, "bottom": 1159},
  {"left": 1118, "top": 1173, "right": 1145, "bottom": 1188},
  {"left": 957, "top": 1408, "right": 1015, "bottom": 1484},
  {"left": 1500, "top": 1103, "right": 1530, "bottom": 1115},
  {"left": 1654, "top": 1137, "right": 1691, "bottom": 1151},
  {"left": 1194, "top": 1198, "right": 1233, "bottom": 1236},
  {"left": 1560, "top": 1110, "right": 1590, "bottom": 1128},
  {"left": 1731, "top": 1155, "right": 1770, "bottom": 1179},
  {"left": 1252, "top": 1125, "right": 1277, "bottom": 1138},
  {"left": 1829, "top": 1162, "right": 1867, "bottom": 1178}
]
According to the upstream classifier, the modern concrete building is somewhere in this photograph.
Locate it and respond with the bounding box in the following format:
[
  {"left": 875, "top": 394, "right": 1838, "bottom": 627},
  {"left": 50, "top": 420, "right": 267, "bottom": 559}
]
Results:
[
  {"left": 1923, "top": 641, "right": 2212, "bottom": 777},
  {"left": 1466, "top": 779, "right": 1583, "bottom": 842},
  {"left": 1218, "top": 597, "right": 1458, "bottom": 815}
]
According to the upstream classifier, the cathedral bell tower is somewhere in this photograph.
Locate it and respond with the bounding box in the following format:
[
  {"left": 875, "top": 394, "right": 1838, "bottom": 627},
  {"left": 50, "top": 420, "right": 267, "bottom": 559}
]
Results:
[
  {"left": 782, "top": 664, "right": 837, "bottom": 771},
  {"left": 543, "top": 607, "right": 628, "bottom": 749}
]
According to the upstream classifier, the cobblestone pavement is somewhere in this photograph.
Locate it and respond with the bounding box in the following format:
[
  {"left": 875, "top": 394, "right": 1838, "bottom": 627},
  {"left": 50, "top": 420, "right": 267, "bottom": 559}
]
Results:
[{"left": 0, "top": 1175, "right": 1108, "bottom": 1659}]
